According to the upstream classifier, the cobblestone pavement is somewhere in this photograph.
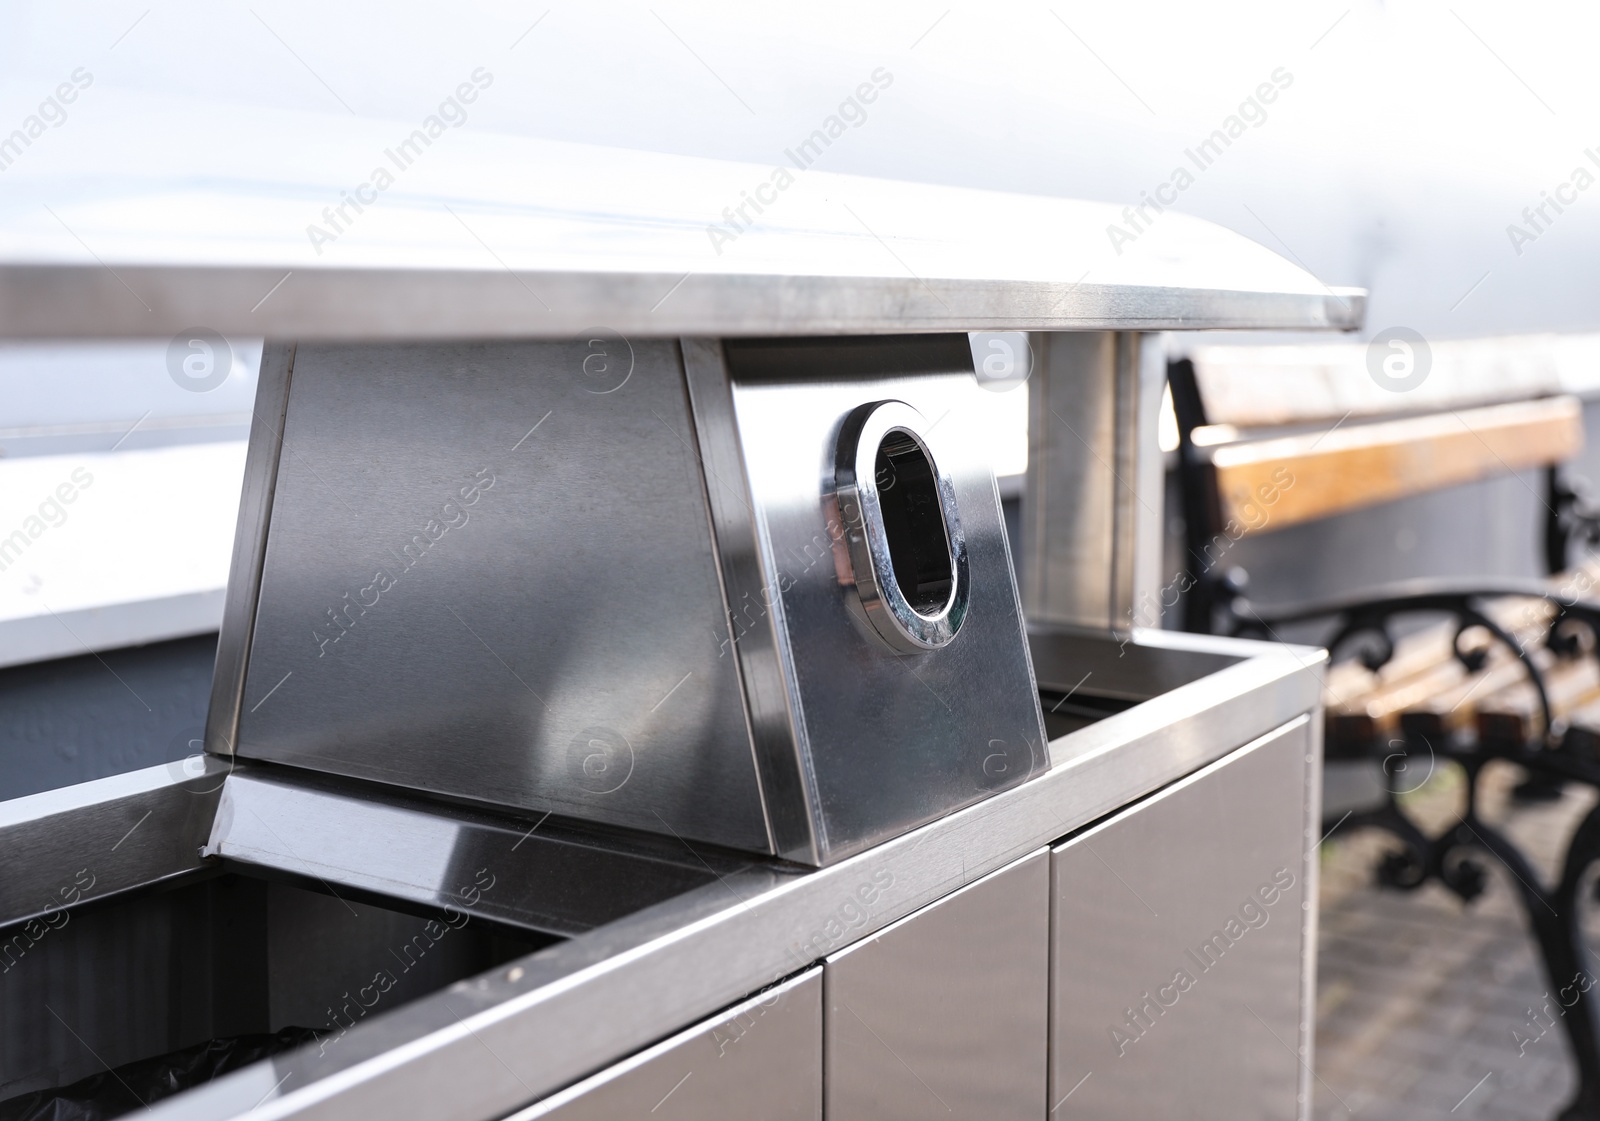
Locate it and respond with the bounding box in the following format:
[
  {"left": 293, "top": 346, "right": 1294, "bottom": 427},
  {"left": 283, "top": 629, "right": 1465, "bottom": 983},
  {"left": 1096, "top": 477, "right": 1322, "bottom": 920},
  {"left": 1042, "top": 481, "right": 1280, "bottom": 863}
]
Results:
[{"left": 1315, "top": 761, "right": 1600, "bottom": 1120}]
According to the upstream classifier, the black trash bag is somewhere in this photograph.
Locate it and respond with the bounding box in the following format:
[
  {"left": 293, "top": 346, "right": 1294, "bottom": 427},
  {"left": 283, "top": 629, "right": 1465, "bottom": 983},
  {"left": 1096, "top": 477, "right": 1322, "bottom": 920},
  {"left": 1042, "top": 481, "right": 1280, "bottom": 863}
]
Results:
[{"left": 0, "top": 1026, "right": 323, "bottom": 1121}]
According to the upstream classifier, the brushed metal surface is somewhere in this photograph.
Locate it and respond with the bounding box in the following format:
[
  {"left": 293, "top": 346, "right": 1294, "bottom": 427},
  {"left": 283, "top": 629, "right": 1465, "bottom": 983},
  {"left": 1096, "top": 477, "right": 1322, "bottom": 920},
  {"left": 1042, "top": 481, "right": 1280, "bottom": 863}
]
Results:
[
  {"left": 1049, "top": 716, "right": 1314, "bottom": 1120},
  {"left": 0, "top": 131, "right": 1364, "bottom": 340},
  {"left": 1024, "top": 331, "right": 1162, "bottom": 634},
  {"left": 1025, "top": 332, "right": 1117, "bottom": 631},
  {"left": 0, "top": 269, "right": 1368, "bottom": 342},
  {"left": 678, "top": 339, "right": 814, "bottom": 861},
  {"left": 1131, "top": 333, "right": 1170, "bottom": 620},
  {"left": 1108, "top": 332, "right": 1142, "bottom": 633},
  {"left": 824, "top": 849, "right": 1048, "bottom": 1121},
  {"left": 1030, "top": 624, "right": 1241, "bottom": 702},
  {"left": 207, "top": 768, "right": 760, "bottom": 937},
  {"left": 233, "top": 340, "right": 769, "bottom": 853},
  {"left": 125, "top": 631, "right": 1321, "bottom": 1121},
  {"left": 507, "top": 968, "right": 820, "bottom": 1120},
  {"left": 1294, "top": 716, "right": 1325, "bottom": 1118},
  {"left": 206, "top": 342, "right": 293, "bottom": 757},
  {"left": 0, "top": 759, "right": 225, "bottom": 930},
  {"left": 703, "top": 336, "right": 1047, "bottom": 864}
]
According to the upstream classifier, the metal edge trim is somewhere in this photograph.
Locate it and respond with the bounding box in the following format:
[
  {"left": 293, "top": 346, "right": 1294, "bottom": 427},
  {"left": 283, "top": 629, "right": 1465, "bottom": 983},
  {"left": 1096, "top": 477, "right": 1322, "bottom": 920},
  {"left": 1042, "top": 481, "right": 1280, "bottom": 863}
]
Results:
[
  {"left": 1129, "top": 332, "right": 1169, "bottom": 627},
  {"left": 204, "top": 341, "right": 294, "bottom": 756},
  {"left": 0, "top": 759, "right": 228, "bottom": 930},
  {"left": 673, "top": 339, "right": 779, "bottom": 858},
  {"left": 1022, "top": 331, "right": 1052, "bottom": 616},
  {"left": 822, "top": 846, "right": 1049, "bottom": 967},
  {"left": 1049, "top": 713, "right": 1312, "bottom": 856},
  {"left": 499, "top": 967, "right": 822, "bottom": 1120},
  {"left": 1109, "top": 331, "right": 1141, "bottom": 635},
  {"left": 0, "top": 269, "right": 1371, "bottom": 340},
  {"left": 986, "top": 462, "right": 1050, "bottom": 780},
  {"left": 679, "top": 338, "right": 820, "bottom": 865},
  {"left": 1297, "top": 705, "right": 1325, "bottom": 1120}
]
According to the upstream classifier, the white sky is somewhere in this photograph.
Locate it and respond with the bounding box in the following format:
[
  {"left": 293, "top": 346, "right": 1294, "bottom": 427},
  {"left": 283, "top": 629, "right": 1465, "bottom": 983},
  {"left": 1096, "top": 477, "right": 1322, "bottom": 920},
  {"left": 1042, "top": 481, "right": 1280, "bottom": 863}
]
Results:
[{"left": 1, "top": 0, "right": 1598, "bottom": 340}]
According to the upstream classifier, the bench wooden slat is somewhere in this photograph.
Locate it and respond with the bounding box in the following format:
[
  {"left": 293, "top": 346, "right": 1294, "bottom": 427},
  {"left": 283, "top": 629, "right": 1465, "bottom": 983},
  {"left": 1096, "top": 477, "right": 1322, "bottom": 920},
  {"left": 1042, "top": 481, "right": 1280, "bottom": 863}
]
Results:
[
  {"left": 1326, "top": 598, "right": 1554, "bottom": 717},
  {"left": 1561, "top": 693, "right": 1600, "bottom": 751},
  {"left": 1211, "top": 396, "right": 1584, "bottom": 534},
  {"left": 1189, "top": 333, "right": 1600, "bottom": 428},
  {"left": 1476, "top": 657, "right": 1600, "bottom": 743},
  {"left": 1322, "top": 559, "right": 1600, "bottom": 752},
  {"left": 1396, "top": 652, "right": 1554, "bottom": 743}
]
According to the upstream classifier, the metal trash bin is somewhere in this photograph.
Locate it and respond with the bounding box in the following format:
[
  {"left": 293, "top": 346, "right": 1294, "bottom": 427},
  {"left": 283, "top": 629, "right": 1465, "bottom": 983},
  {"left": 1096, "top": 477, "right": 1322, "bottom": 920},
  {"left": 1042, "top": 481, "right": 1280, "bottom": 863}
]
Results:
[{"left": 0, "top": 135, "right": 1361, "bottom": 1120}]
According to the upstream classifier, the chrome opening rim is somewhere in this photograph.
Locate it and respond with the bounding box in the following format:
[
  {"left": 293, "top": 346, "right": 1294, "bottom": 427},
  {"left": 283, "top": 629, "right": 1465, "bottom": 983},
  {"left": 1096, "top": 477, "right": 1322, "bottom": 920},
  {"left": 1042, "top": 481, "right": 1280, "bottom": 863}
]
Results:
[{"left": 833, "top": 400, "right": 969, "bottom": 653}]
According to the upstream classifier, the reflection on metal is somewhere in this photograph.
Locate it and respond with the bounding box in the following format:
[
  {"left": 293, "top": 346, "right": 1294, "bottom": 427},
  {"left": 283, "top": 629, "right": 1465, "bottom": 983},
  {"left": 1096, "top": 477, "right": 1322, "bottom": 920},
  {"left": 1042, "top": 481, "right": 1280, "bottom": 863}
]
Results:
[
  {"left": 506, "top": 969, "right": 822, "bottom": 1121},
  {"left": 221, "top": 335, "right": 1045, "bottom": 865},
  {"left": 825, "top": 850, "right": 1048, "bottom": 1120},
  {"left": 832, "top": 399, "right": 969, "bottom": 653},
  {"left": 1050, "top": 717, "right": 1313, "bottom": 1120},
  {"left": 205, "top": 342, "right": 293, "bottom": 758},
  {"left": 1024, "top": 332, "right": 1165, "bottom": 636},
  {"left": 0, "top": 136, "right": 1364, "bottom": 340},
  {"left": 0, "top": 869, "right": 547, "bottom": 1102},
  {"left": 205, "top": 768, "right": 760, "bottom": 937},
  {"left": 1, "top": 141, "right": 1360, "bottom": 1120},
  {"left": 696, "top": 336, "right": 1046, "bottom": 863},
  {"left": 226, "top": 339, "right": 770, "bottom": 855},
  {"left": 0, "top": 757, "right": 226, "bottom": 931}
]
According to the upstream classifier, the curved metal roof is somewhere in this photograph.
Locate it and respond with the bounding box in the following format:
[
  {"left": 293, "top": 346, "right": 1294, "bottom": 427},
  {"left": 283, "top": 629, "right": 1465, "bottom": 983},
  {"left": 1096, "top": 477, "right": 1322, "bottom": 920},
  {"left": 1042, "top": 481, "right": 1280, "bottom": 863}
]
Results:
[{"left": 0, "top": 123, "right": 1363, "bottom": 339}]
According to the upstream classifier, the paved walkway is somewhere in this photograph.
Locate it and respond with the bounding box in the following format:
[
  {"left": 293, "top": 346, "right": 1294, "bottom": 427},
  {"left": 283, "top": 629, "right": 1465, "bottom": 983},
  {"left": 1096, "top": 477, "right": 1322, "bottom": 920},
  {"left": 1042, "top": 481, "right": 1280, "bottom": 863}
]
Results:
[{"left": 1314, "top": 762, "right": 1598, "bottom": 1119}]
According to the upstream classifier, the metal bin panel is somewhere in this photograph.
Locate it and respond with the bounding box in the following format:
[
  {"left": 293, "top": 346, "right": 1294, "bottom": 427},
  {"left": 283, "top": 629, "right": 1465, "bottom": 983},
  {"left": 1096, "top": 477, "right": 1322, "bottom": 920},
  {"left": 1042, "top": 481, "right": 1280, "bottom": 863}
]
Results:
[
  {"left": 823, "top": 848, "right": 1049, "bottom": 1121},
  {"left": 507, "top": 968, "right": 821, "bottom": 1121},
  {"left": 235, "top": 339, "right": 769, "bottom": 853},
  {"left": 708, "top": 336, "right": 1047, "bottom": 864},
  {"left": 1050, "top": 716, "right": 1314, "bottom": 1119}
]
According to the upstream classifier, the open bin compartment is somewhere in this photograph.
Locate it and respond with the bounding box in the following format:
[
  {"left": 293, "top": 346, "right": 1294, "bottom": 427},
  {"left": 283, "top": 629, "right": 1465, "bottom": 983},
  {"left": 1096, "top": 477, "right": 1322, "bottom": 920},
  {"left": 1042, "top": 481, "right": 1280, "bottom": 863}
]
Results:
[
  {"left": 0, "top": 870, "right": 547, "bottom": 1112},
  {"left": 0, "top": 773, "right": 766, "bottom": 1118},
  {"left": 1031, "top": 627, "right": 1246, "bottom": 738}
]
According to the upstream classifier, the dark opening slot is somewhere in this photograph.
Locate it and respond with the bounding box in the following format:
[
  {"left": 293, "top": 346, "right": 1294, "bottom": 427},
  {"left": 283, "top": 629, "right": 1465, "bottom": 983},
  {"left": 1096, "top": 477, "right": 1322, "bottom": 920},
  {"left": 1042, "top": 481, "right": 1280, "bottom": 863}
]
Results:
[
  {"left": 874, "top": 432, "right": 952, "bottom": 615},
  {"left": 0, "top": 873, "right": 550, "bottom": 1120},
  {"left": 1038, "top": 689, "right": 1139, "bottom": 741}
]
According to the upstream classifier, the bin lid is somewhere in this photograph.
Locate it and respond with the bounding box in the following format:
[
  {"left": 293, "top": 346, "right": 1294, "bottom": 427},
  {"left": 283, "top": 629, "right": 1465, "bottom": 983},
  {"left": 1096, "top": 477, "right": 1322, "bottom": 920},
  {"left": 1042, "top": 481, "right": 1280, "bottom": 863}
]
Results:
[{"left": 0, "top": 101, "right": 1363, "bottom": 339}]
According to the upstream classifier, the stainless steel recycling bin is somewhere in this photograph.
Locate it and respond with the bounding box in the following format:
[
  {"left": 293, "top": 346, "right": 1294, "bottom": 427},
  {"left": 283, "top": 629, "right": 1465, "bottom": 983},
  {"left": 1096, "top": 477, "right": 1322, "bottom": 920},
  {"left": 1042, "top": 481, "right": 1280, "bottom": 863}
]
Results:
[
  {"left": 0, "top": 134, "right": 1361, "bottom": 1121},
  {"left": 218, "top": 334, "right": 1046, "bottom": 866}
]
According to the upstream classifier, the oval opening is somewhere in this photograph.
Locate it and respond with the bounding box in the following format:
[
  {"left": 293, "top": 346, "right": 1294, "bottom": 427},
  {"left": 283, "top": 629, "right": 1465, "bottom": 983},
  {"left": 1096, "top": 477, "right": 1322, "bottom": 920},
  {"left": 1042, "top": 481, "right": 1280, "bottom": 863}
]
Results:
[{"left": 874, "top": 430, "right": 954, "bottom": 616}]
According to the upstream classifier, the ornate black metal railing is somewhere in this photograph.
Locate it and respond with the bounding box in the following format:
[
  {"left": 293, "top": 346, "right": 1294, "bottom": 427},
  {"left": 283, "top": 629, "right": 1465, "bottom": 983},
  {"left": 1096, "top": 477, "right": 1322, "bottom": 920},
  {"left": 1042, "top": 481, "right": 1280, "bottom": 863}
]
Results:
[
  {"left": 1227, "top": 585, "right": 1600, "bottom": 1120},
  {"left": 1166, "top": 357, "right": 1600, "bottom": 1119}
]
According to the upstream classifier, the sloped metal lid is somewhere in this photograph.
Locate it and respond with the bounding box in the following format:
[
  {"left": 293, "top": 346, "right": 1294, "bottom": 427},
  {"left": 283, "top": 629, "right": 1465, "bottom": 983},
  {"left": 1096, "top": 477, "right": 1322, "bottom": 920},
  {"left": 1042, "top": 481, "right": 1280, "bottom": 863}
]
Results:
[{"left": 0, "top": 102, "right": 1363, "bottom": 339}]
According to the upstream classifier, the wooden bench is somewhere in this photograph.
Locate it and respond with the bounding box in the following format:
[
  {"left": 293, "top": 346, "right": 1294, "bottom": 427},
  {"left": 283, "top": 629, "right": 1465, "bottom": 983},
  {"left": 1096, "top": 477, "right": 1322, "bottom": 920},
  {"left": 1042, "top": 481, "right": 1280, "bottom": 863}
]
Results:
[
  {"left": 1168, "top": 336, "right": 1598, "bottom": 631},
  {"left": 1167, "top": 335, "right": 1600, "bottom": 1121}
]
